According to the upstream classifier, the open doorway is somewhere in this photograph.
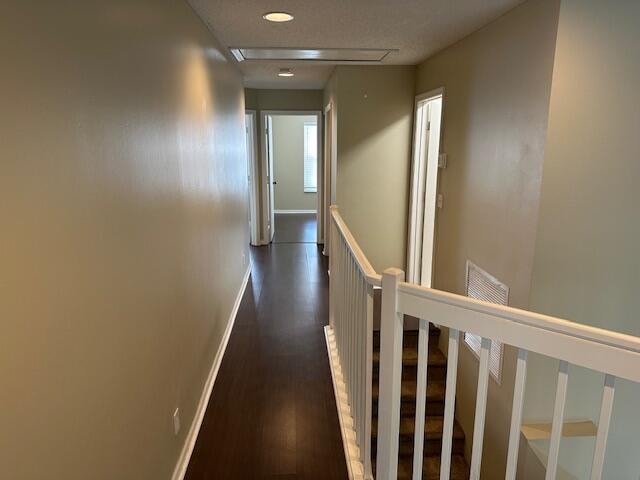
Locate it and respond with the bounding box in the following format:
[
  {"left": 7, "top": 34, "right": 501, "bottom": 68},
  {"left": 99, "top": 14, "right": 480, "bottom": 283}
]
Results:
[
  {"left": 261, "top": 111, "right": 322, "bottom": 244},
  {"left": 407, "top": 89, "right": 444, "bottom": 286}
]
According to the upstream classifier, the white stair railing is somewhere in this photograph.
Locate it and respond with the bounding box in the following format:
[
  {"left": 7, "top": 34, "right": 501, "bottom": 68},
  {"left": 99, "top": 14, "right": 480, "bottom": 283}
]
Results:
[
  {"left": 376, "top": 267, "right": 640, "bottom": 480},
  {"left": 328, "top": 205, "right": 640, "bottom": 480},
  {"left": 328, "top": 206, "right": 380, "bottom": 479}
]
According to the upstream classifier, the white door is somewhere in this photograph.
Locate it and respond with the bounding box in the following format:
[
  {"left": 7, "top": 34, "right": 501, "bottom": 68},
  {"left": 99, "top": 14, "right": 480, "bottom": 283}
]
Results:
[
  {"left": 266, "top": 115, "right": 276, "bottom": 242},
  {"left": 323, "top": 104, "right": 333, "bottom": 256},
  {"left": 245, "top": 112, "right": 259, "bottom": 246},
  {"left": 245, "top": 115, "right": 252, "bottom": 236},
  {"left": 407, "top": 92, "right": 443, "bottom": 287}
]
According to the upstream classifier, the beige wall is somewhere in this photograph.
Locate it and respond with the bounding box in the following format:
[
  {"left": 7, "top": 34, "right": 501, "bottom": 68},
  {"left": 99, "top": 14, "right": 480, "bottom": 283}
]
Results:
[
  {"left": 245, "top": 88, "right": 324, "bottom": 111},
  {"left": 245, "top": 89, "right": 323, "bottom": 239},
  {"left": 415, "top": 0, "right": 560, "bottom": 477},
  {"left": 326, "top": 66, "right": 416, "bottom": 271},
  {"left": 272, "top": 115, "right": 318, "bottom": 211},
  {"left": 0, "top": 1, "right": 248, "bottom": 479},
  {"left": 525, "top": 0, "right": 640, "bottom": 477}
]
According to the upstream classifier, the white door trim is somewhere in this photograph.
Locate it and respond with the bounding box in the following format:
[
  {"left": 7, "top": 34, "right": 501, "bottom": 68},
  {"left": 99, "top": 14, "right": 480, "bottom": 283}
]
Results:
[
  {"left": 259, "top": 110, "right": 323, "bottom": 245},
  {"left": 274, "top": 209, "right": 317, "bottom": 214},
  {"left": 406, "top": 88, "right": 445, "bottom": 286},
  {"left": 323, "top": 101, "right": 337, "bottom": 256},
  {"left": 245, "top": 110, "right": 260, "bottom": 246}
]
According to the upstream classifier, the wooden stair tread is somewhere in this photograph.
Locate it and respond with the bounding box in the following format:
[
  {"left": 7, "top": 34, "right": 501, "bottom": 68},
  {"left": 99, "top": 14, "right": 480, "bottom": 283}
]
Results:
[
  {"left": 372, "top": 416, "right": 465, "bottom": 441},
  {"left": 372, "top": 378, "right": 445, "bottom": 404},
  {"left": 373, "top": 344, "right": 446, "bottom": 367},
  {"left": 397, "top": 454, "right": 469, "bottom": 480},
  {"left": 370, "top": 329, "right": 468, "bottom": 479}
]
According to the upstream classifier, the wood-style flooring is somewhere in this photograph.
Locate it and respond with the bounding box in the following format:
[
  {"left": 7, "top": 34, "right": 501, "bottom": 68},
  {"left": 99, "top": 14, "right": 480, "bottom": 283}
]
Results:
[
  {"left": 273, "top": 213, "right": 317, "bottom": 244},
  {"left": 184, "top": 242, "right": 348, "bottom": 479}
]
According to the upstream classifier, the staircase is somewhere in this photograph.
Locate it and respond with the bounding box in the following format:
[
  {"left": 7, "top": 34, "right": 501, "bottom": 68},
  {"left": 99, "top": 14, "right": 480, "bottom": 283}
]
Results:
[
  {"left": 330, "top": 206, "right": 640, "bottom": 480},
  {"left": 372, "top": 327, "right": 469, "bottom": 480}
]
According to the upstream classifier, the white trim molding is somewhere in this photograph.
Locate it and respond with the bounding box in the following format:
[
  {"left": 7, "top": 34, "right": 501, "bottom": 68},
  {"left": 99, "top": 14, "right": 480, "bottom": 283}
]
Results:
[
  {"left": 324, "top": 326, "right": 369, "bottom": 480},
  {"left": 260, "top": 110, "right": 323, "bottom": 245},
  {"left": 245, "top": 110, "right": 260, "bottom": 246},
  {"left": 172, "top": 264, "right": 252, "bottom": 480},
  {"left": 274, "top": 209, "right": 317, "bottom": 214}
]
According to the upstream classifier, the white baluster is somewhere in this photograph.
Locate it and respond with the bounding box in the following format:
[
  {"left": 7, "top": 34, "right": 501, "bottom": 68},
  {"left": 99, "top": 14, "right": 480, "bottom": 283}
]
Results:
[
  {"left": 590, "top": 374, "right": 615, "bottom": 480},
  {"left": 349, "top": 254, "right": 356, "bottom": 403},
  {"left": 340, "top": 237, "right": 346, "bottom": 374},
  {"left": 329, "top": 219, "right": 336, "bottom": 328},
  {"left": 546, "top": 360, "right": 569, "bottom": 480},
  {"left": 356, "top": 271, "right": 363, "bottom": 451},
  {"left": 376, "top": 268, "right": 405, "bottom": 480},
  {"left": 440, "top": 328, "right": 460, "bottom": 480},
  {"left": 412, "top": 318, "right": 430, "bottom": 480},
  {"left": 364, "top": 283, "right": 374, "bottom": 479},
  {"left": 505, "top": 349, "right": 528, "bottom": 480},
  {"left": 470, "top": 337, "right": 491, "bottom": 479}
]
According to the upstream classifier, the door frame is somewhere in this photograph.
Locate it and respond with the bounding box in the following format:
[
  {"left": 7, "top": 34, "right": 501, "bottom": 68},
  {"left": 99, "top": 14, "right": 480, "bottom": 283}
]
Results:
[
  {"left": 259, "top": 110, "right": 323, "bottom": 244},
  {"left": 322, "top": 101, "right": 337, "bottom": 255},
  {"left": 406, "top": 88, "right": 445, "bottom": 286},
  {"left": 245, "top": 110, "right": 260, "bottom": 246}
]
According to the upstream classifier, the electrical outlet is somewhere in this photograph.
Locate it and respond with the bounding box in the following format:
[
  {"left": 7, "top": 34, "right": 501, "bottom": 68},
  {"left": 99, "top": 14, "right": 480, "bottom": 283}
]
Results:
[{"left": 173, "top": 407, "right": 180, "bottom": 436}]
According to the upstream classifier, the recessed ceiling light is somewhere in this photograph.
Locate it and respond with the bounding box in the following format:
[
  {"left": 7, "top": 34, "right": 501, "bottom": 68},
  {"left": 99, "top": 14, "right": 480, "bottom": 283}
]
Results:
[
  {"left": 278, "top": 68, "right": 294, "bottom": 77},
  {"left": 263, "top": 12, "right": 294, "bottom": 22}
]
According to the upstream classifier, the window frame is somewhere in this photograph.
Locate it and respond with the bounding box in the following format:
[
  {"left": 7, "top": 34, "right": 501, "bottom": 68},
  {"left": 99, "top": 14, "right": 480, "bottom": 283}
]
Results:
[{"left": 303, "top": 121, "right": 318, "bottom": 193}]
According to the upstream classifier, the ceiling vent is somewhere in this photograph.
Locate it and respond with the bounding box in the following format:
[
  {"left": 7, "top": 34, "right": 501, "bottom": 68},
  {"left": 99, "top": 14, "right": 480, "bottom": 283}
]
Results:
[{"left": 229, "top": 47, "right": 397, "bottom": 63}]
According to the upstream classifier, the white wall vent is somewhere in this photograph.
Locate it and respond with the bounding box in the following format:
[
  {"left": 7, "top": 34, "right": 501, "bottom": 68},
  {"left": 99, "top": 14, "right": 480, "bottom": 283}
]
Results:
[{"left": 464, "top": 261, "right": 508, "bottom": 383}]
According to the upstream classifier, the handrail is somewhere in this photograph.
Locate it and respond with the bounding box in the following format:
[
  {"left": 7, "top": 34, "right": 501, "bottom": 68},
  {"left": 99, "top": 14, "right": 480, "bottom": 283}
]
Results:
[
  {"left": 398, "top": 281, "right": 640, "bottom": 356},
  {"left": 332, "top": 202, "right": 640, "bottom": 355},
  {"left": 330, "top": 206, "right": 382, "bottom": 287}
]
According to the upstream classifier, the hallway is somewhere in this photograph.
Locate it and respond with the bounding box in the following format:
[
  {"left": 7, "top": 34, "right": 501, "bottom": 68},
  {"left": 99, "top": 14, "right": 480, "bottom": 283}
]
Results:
[{"left": 185, "top": 243, "right": 347, "bottom": 479}]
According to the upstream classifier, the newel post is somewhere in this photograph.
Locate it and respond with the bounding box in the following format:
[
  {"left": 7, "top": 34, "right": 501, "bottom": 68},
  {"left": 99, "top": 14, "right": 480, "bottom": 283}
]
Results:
[{"left": 376, "top": 268, "right": 405, "bottom": 480}]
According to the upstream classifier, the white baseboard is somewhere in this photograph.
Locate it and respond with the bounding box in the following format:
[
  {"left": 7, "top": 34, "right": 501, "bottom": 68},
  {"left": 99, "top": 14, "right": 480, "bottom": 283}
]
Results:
[
  {"left": 172, "top": 264, "right": 252, "bottom": 480},
  {"left": 324, "top": 326, "right": 370, "bottom": 480},
  {"left": 274, "top": 209, "right": 316, "bottom": 214}
]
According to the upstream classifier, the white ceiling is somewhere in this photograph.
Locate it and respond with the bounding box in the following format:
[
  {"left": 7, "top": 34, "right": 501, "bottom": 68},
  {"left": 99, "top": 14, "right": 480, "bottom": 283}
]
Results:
[{"left": 189, "top": 0, "right": 524, "bottom": 89}]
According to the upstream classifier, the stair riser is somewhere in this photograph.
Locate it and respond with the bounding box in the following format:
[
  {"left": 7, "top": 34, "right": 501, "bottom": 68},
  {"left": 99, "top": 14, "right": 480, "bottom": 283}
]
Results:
[
  {"left": 373, "top": 364, "right": 447, "bottom": 382},
  {"left": 373, "top": 400, "right": 446, "bottom": 417},
  {"left": 373, "top": 336, "right": 441, "bottom": 350},
  {"left": 372, "top": 438, "right": 465, "bottom": 457}
]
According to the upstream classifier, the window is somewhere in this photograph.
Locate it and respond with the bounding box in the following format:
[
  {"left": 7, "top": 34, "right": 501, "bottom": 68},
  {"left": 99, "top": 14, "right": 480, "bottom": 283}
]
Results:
[
  {"left": 303, "top": 122, "right": 317, "bottom": 193},
  {"left": 463, "top": 261, "right": 508, "bottom": 383}
]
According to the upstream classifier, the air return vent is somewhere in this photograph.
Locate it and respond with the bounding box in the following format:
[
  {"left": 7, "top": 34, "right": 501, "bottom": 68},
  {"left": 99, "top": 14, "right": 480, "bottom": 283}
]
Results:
[{"left": 464, "top": 261, "right": 508, "bottom": 383}]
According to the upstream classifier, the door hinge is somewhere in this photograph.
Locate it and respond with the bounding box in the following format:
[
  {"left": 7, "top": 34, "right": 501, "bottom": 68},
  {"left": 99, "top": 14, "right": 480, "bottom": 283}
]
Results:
[
  {"left": 427, "top": 121, "right": 431, "bottom": 131},
  {"left": 436, "top": 193, "right": 444, "bottom": 209}
]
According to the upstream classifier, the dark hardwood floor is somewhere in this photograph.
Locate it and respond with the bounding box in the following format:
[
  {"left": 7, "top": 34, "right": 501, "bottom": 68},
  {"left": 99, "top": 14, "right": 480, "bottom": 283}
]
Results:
[
  {"left": 273, "top": 213, "right": 317, "bottom": 244},
  {"left": 185, "top": 243, "right": 348, "bottom": 480}
]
